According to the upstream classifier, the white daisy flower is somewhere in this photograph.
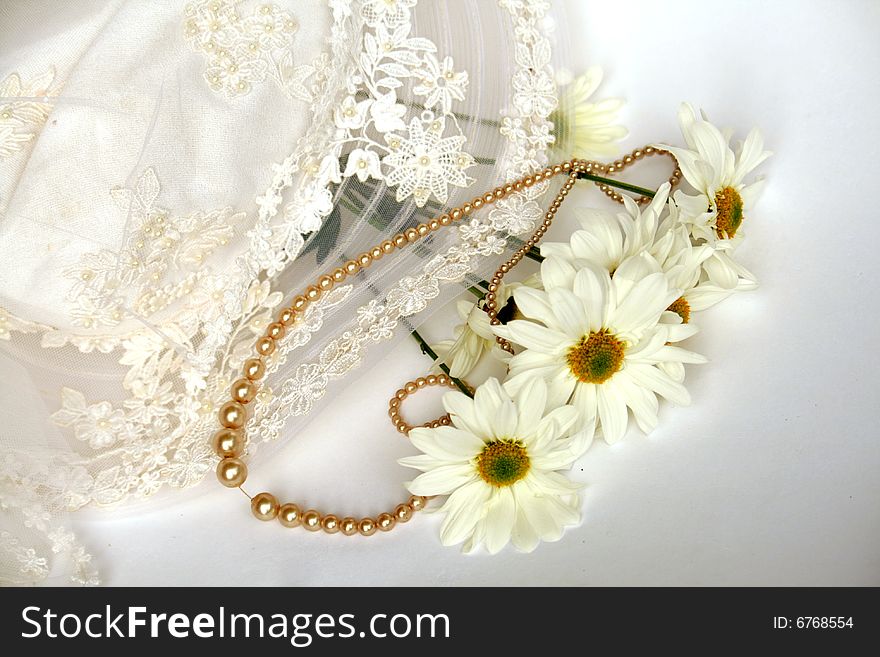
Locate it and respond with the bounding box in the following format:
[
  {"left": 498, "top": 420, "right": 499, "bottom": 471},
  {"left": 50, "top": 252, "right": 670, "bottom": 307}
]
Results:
[
  {"left": 553, "top": 67, "right": 627, "bottom": 159},
  {"left": 399, "top": 377, "right": 582, "bottom": 554},
  {"left": 656, "top": 103, "right": 771, "bottom": 288},
  {"left": 494, "top": 255, "right": 707, "bottom": 450},
  {"left": 432, "top": 276, "right": 541, "bottom": 378},
  {"left": 541, "top": 185, "right": 724, "bottom": 324}
]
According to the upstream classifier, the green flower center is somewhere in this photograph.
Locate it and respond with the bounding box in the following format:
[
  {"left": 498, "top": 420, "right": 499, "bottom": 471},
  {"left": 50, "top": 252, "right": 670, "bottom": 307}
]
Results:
[
  {"left": 714, "top": 186, "right": 744, "bottom": 239},
  {"left": 667, "top": 297, "right": 691, "bottom": 324},
  {"left": 476, "top": 440, "right": 530, "bottom": 487},
  {"left": 566, "top": 329, "right": 625, "bottom": 384}
]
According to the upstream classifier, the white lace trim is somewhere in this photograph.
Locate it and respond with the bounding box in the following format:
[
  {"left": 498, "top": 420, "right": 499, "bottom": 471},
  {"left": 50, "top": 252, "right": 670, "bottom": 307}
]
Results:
[{"left": 250, "top": 0, "right": 559, "bottom": 443}]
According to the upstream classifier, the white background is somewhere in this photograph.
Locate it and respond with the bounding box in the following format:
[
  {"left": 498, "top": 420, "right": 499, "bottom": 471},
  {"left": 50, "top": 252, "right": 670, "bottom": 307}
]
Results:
[{"left": 74, "top": 0, "right": 880, "bottom": 585}]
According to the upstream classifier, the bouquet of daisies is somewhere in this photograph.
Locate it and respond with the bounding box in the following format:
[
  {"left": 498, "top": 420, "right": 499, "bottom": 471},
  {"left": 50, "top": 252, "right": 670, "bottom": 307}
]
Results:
[{"left": 400, "top": 88, "right": 771, "bottom": 554}]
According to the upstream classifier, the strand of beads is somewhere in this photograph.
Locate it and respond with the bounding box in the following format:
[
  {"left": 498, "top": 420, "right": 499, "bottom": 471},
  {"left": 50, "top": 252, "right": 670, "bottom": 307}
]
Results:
[
  {"left": 213, "top": 160, "right": 586, "bottom": 533},
  {"left": 483, "top": 163, "right": 584, "bottom": 354},
  {"left": 388, "top": 374, "right": 459, "bottom": 435},
  {"left": 595, "top": 146, "right": 682, "bottom": 204},
  {"left": 248, "top": 491, "right": 430, "bottom": 536}
]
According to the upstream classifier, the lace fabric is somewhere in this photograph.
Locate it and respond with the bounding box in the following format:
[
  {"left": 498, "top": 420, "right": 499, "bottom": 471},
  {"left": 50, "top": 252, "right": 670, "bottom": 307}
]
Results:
[{"left": 0, "top": 0, "right": 565, "bottom": 584}]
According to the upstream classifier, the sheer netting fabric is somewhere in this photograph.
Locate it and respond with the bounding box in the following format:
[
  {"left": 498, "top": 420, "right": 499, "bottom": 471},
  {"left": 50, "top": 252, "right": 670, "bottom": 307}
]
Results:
[{"left": 0, "top": 0, "right": 566, "bottom": 584}]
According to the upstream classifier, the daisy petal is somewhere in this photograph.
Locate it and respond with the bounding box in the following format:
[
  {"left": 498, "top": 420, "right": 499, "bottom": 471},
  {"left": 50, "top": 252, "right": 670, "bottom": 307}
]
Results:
[
  {"left": 507, "top": 376, "right": 548, "bottom": 438},
  {"left": 442, "top": 390, "right": 484, "bottom": 438},
  {"left": 438, "top": 480, "right": 490, "bottom": 547},
  {"left": 408, "top": 426, "right": 485, "bottom": 461},
  {"left": 597, "top": 378, "right": 629, "bottom": 444},
  {"left": 493, "top": 320, "right": 569, "bottom": 354},
  {"left": 572, "top": 263, "right": 610, "bottom": 332},
  {"left": 513, "top": 286, "right": 554, "bottom": 323},
  {"left": 626, "top": 363, "right": 691, "bottom": 406},
  {"left": 483, "top": 488, "right": 516, "bottom": 554},
  {"left": 408, "top": 464, "right": 476, "bottom": 496},
  {"left": 540, "top": 256, "right": 578, "bottom": 291},
  {"left": 547, "top": 287, "right": 589, "bottom": 337}
]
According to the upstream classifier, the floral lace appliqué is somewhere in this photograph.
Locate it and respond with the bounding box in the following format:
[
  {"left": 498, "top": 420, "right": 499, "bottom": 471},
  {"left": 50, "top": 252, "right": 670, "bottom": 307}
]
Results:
[
  {"left": 0, "top": 68, "right": 56, "bottom": 159},
  {"left": 183, "top": 1, "right": 310, "bottom": 100}
]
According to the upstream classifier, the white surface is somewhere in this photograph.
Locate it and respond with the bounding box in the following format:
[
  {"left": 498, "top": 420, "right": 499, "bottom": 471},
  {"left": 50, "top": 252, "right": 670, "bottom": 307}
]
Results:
[{"left": 74, "top": 0, "right": 880, "bottom": 585}]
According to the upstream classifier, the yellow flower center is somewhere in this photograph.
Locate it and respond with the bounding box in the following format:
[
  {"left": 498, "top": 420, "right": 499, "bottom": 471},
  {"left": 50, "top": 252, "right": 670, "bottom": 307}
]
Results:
[
  {"left": 566, "top": 329, "right": 625, "bottom": 384},
  {"left": 667, "top": 297, "right": 691, "bottom": 324},
  {"left": 714, "top": 186, "right": 744, "bottom": 239},
  {"left": 476, "top": 440, "right": 530, "bottom": 487}
]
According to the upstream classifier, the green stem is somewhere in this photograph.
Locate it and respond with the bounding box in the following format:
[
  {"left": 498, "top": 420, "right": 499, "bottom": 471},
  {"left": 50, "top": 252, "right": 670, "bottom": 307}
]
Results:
[
  {"left": 577, "top": 172, "right": 657, "bottom": 198},
  {"left": 526, "top": 248, "right": 544, "bottom": 263},
  {"left": 466, "top": 286, "right": 484, "bottom": 299},
  {"left": 410, "top": 329, "right": 473, "bottom": 398}
]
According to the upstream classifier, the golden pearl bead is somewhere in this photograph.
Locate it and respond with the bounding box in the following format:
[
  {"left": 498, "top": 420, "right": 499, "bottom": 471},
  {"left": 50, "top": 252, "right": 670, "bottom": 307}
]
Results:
[
  {"left": 438, "top": 214, "right": 451, "bottom": 226},
  {"left": 251, "top": 492, "right": 279, "bottom": 521},
  {"left": 344, "top": 260, "right": 359, "bottom": 275},
  {"left": 218, "top": 400, "right": 246, "bottom": 429},
  {"left": 279, "top": 308, "right": 295, "bottom": 326},
  {"left": 392, "top": 234, "right": 407, "bottom": 247},
  {"left": 321, "top": 514, "right": 340, "bottom": 534},
  {"left": 243, "top": 357, "right": 265, "bottom": 381},
  {"left": 332, "top": 267, "right": 346, "bottom": 282},
  {"left": 340, "top": 517, "right": 358, "bottom": 536},
  {"left": 408, "top": 495, "right": 428, "bottom": 511},
  {"left": 212, "top": 428, "right": 244, "bottom": 458},
  {"left": 357, "top": 253, "right": 372, "bottom": 266},
  {"left": 292, "top": 295, "right": 308, "bottom": 311},
  {"left": 278, "top": 503, "right": 301, "bottom": 527},
  {"left": 301, "top": 509, "right": 322, "bottom": 531},
  {"left": 216, "top": 457, "right": 247, "bottom": 487},
  {"left": 231, "top": 378, "right": 257, "bottom": 404},
  {"left": 255, "top": 336, "right": 275, "bottom": 357},
  {"left": 266, "top": 321, "right": 285, "bottom": 340},
  {"left": 393, "top": 503, "right": 414, "bottom": 523},
  {"left": 405, "top": 228, "right": 418, "bottom": 242},
  {"left": 376, "top": 512, "right": 396, "bottom": 532},
  {"left": 358, "top": 518, "right": 377, "bottom": 536}
]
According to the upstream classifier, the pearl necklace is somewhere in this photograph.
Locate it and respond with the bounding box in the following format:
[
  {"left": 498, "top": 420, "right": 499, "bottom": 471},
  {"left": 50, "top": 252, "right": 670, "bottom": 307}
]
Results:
[{"left": 212, "top": 149, "right": 680, "bottom": 537}]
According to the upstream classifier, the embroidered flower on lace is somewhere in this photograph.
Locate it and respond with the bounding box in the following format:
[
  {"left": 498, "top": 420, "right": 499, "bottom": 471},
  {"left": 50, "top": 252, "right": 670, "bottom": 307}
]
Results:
[
  {"left": 383, "top": 116, "right": 474, "bottom": 206},
  {"left": 63, "top": 168, "right": 245, "bottom": 331},
  {"left": 343, "top": 148, "right": 382, "bottom": 182},
  {"left": 184, "top": 1, "right": 303, "bottom": 100},
  {"left": 456, "top": 218, "right": 492, "bottom": 244},
  {"left": 281, "top": 364, "right": 328, "bottom": 416},
  {"left": 360, "top": 0, "right": 417, "bottom": 27},
  {"left": 385, "top": 275, "right": 440, "bottom": 316},
  {"left": 0, "top": 68, "right": 56, "bottom": 159},
  {"left": 488, "top": 194, "right": 543, "bottom": 233},
  {"left": 413, "top": 54, "right": 468, "bottom": 114}
]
